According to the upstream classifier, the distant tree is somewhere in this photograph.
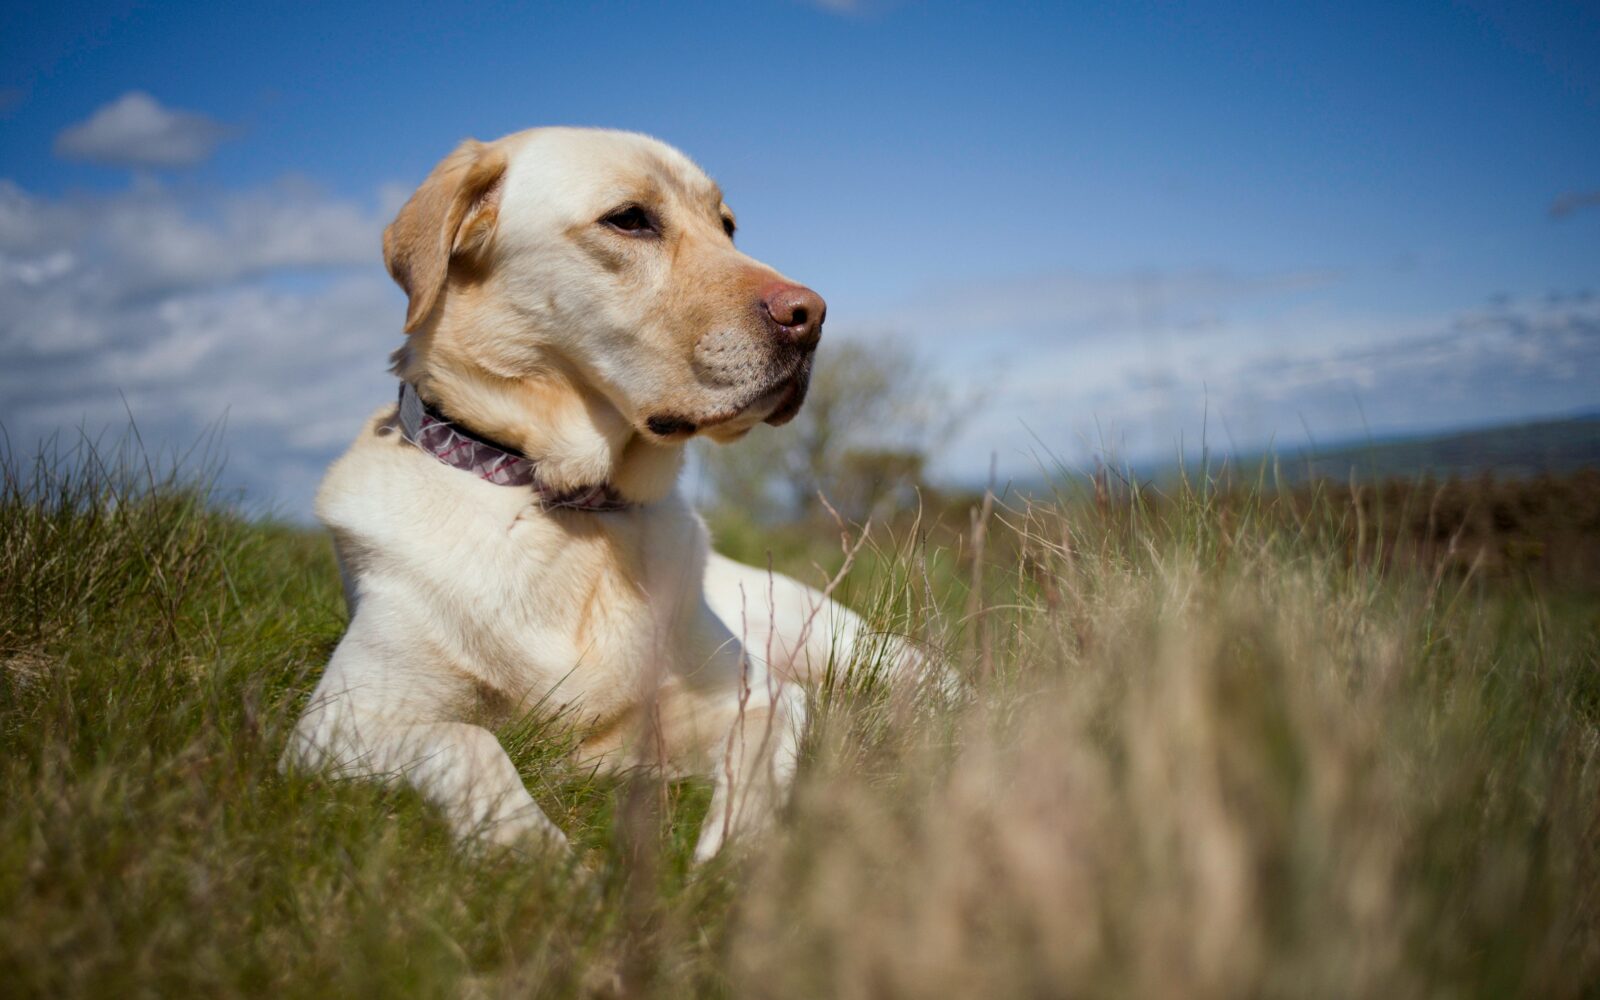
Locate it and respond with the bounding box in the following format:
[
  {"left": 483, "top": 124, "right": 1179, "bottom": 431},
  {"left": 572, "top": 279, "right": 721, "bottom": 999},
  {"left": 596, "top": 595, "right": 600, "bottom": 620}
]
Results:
[{"left": 699, "top": 338, "right": 956, "bottom": 524}]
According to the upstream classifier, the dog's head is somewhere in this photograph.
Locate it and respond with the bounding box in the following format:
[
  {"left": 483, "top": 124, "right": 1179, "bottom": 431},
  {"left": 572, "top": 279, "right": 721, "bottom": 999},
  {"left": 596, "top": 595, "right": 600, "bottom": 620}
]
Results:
[{"left": 383, "top": 128, "right": 822, "bottom": 447}]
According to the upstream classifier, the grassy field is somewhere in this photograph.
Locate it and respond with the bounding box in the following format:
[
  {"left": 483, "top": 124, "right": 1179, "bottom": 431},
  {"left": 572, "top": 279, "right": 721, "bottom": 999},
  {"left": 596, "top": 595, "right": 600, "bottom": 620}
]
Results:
[{"left": 3, "top": 439, "right": 1598, "bottom": 998}]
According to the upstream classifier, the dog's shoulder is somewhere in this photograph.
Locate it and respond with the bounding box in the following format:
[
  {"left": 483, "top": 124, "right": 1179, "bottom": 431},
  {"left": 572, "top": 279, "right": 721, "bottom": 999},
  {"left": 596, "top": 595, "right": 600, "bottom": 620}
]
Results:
[
  {"left": 313, "top": 404, "right": 528, "bottom": 541},
  {"left": 313, "top": 405, "right": 410, "bottom": 532}
]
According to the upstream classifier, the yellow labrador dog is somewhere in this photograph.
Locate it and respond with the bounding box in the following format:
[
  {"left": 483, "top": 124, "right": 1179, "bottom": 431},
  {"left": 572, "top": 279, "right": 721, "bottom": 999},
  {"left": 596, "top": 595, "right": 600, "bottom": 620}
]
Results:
[{"left": 284, "top": 127, "right": 872, "bottom": 861}]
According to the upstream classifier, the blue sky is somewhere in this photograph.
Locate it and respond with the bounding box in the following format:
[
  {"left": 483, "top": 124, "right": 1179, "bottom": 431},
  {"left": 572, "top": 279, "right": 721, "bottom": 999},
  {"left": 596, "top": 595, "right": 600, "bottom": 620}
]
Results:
[{"left": 2, "top": 1, "right": 1597, "bottom": 514}]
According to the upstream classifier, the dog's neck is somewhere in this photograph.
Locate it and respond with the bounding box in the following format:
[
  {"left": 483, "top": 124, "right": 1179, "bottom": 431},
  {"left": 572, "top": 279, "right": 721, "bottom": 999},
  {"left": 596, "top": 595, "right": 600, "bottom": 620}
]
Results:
[{"left": 392, "top": 338, "right": 684, "bottom": 507}]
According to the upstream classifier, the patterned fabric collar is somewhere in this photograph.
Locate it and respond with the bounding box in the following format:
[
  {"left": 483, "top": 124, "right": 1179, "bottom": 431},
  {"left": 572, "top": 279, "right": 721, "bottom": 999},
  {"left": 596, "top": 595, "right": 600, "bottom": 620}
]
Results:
[{"left": 396, "top": 382, "right": 632, "bottom": 512}]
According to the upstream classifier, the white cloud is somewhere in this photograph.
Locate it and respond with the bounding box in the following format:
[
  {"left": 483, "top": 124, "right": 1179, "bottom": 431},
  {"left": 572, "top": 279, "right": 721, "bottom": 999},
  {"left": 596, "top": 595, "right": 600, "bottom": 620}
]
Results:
[
  {"left": 0, "top": 176, "right": 401, "bottom": 517},
  {"left": 53, "top": 92, "right": 233, "bottom": 169},
  {"left": 890, "top": 268, "right": 1339, "bottom": 347},
  {"left": 800, "top": 0, "right": 911, "bottom": 15},
  {"left": 836, "top": 271, "right": 1600, "bottom": 484},
  {"left": 0, "top": 177, "right": 385, "bottom": 352},
  {"left": 1550, "top": 189, "right": 1600, "bottom": 219}
]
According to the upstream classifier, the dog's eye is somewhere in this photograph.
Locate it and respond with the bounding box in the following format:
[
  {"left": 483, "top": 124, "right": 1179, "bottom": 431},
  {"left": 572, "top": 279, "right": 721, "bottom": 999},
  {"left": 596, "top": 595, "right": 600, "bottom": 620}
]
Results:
[
  {"left": 601, "top": 206, "right": 656, "bottom": 235},
  {"left": 721, "top": 216, "right": 736, "bottom": 238}
]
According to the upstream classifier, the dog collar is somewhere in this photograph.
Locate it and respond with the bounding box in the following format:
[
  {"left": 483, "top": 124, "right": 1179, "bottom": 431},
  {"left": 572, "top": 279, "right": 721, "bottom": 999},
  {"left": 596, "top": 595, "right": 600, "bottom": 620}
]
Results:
[{"left": 396, "top": 382, "right": 632, "bottom": 512}]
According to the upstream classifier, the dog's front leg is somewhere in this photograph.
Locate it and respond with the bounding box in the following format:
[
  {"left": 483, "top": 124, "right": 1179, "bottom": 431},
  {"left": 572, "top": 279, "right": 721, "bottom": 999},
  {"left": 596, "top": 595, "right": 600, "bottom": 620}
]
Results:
[
  {"left": 290, "top": 709, "right": 566, "bottom": 848},
  {"left": 284, "top": 629, "right": 566, "bottom": 849},
  {"left": 689, "top": 674, "right": 807, "bottom": 863},
  {"left": 388, "top": 721, "right": 567, "bottom": 847},
  {"left": 575, "top": 647, "right": 806, "bottom": 861}
]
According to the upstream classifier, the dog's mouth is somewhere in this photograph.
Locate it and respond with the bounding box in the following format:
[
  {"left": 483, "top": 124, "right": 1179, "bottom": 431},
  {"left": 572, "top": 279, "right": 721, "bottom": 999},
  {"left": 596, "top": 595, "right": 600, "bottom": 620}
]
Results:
[
  {"left": 645, "top": 359, "right": 813, "bottom": 442},
  {"left": 758, "top": 365, "right": 810, "bottom": 427}
]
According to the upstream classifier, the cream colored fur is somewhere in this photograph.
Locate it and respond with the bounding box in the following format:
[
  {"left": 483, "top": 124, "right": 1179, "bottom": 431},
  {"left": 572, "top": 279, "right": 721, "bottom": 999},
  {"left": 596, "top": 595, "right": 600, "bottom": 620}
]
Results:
[{"left": 283, "top": 127, "right": 874, "bottom": 860}]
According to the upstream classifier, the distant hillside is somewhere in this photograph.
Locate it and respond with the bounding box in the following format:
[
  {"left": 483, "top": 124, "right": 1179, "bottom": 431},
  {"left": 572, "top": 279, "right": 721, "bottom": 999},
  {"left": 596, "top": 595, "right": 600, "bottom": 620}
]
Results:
[
  {"left": 996, "top": 414, "right": 1600, "bottom": 498},
  {"left": 1264, "top": 413, "right": 1600, "bottom": 484}
]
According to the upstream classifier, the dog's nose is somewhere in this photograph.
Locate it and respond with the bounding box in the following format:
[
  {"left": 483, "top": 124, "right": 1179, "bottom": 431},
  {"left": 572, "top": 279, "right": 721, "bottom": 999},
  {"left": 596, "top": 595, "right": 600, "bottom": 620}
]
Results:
[{"left": 761, "top": 284, "right": 826, "bottom": 351}]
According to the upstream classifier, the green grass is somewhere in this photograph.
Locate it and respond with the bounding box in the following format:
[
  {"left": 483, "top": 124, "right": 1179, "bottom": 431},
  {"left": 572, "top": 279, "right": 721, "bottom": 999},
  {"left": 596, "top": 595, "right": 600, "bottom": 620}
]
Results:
[{"left": 3, "top": 437, "right": 1598, "bottom": 997}]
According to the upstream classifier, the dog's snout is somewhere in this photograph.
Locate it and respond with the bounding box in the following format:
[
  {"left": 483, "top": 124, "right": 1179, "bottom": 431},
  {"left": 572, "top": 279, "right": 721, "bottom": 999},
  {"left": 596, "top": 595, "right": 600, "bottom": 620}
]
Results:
[{"left": 760, "top": 284, "right": 825, "bottom": 351}]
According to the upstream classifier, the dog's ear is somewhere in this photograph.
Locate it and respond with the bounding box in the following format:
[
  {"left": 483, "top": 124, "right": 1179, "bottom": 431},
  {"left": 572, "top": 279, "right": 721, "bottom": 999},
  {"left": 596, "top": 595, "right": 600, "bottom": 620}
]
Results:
[{"left": 383, "top": 139, "right": 508, "bottom": 332}]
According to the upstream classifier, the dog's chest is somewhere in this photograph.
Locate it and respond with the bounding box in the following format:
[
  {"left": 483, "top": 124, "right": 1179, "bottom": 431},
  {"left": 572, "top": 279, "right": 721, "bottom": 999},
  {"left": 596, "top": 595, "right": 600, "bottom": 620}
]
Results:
[
  {"left": 395, "top": 500, "right": 709, "bottom": 716},
  {"left": 320, "top": 432, "right": 719, "bottom": 725}
]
